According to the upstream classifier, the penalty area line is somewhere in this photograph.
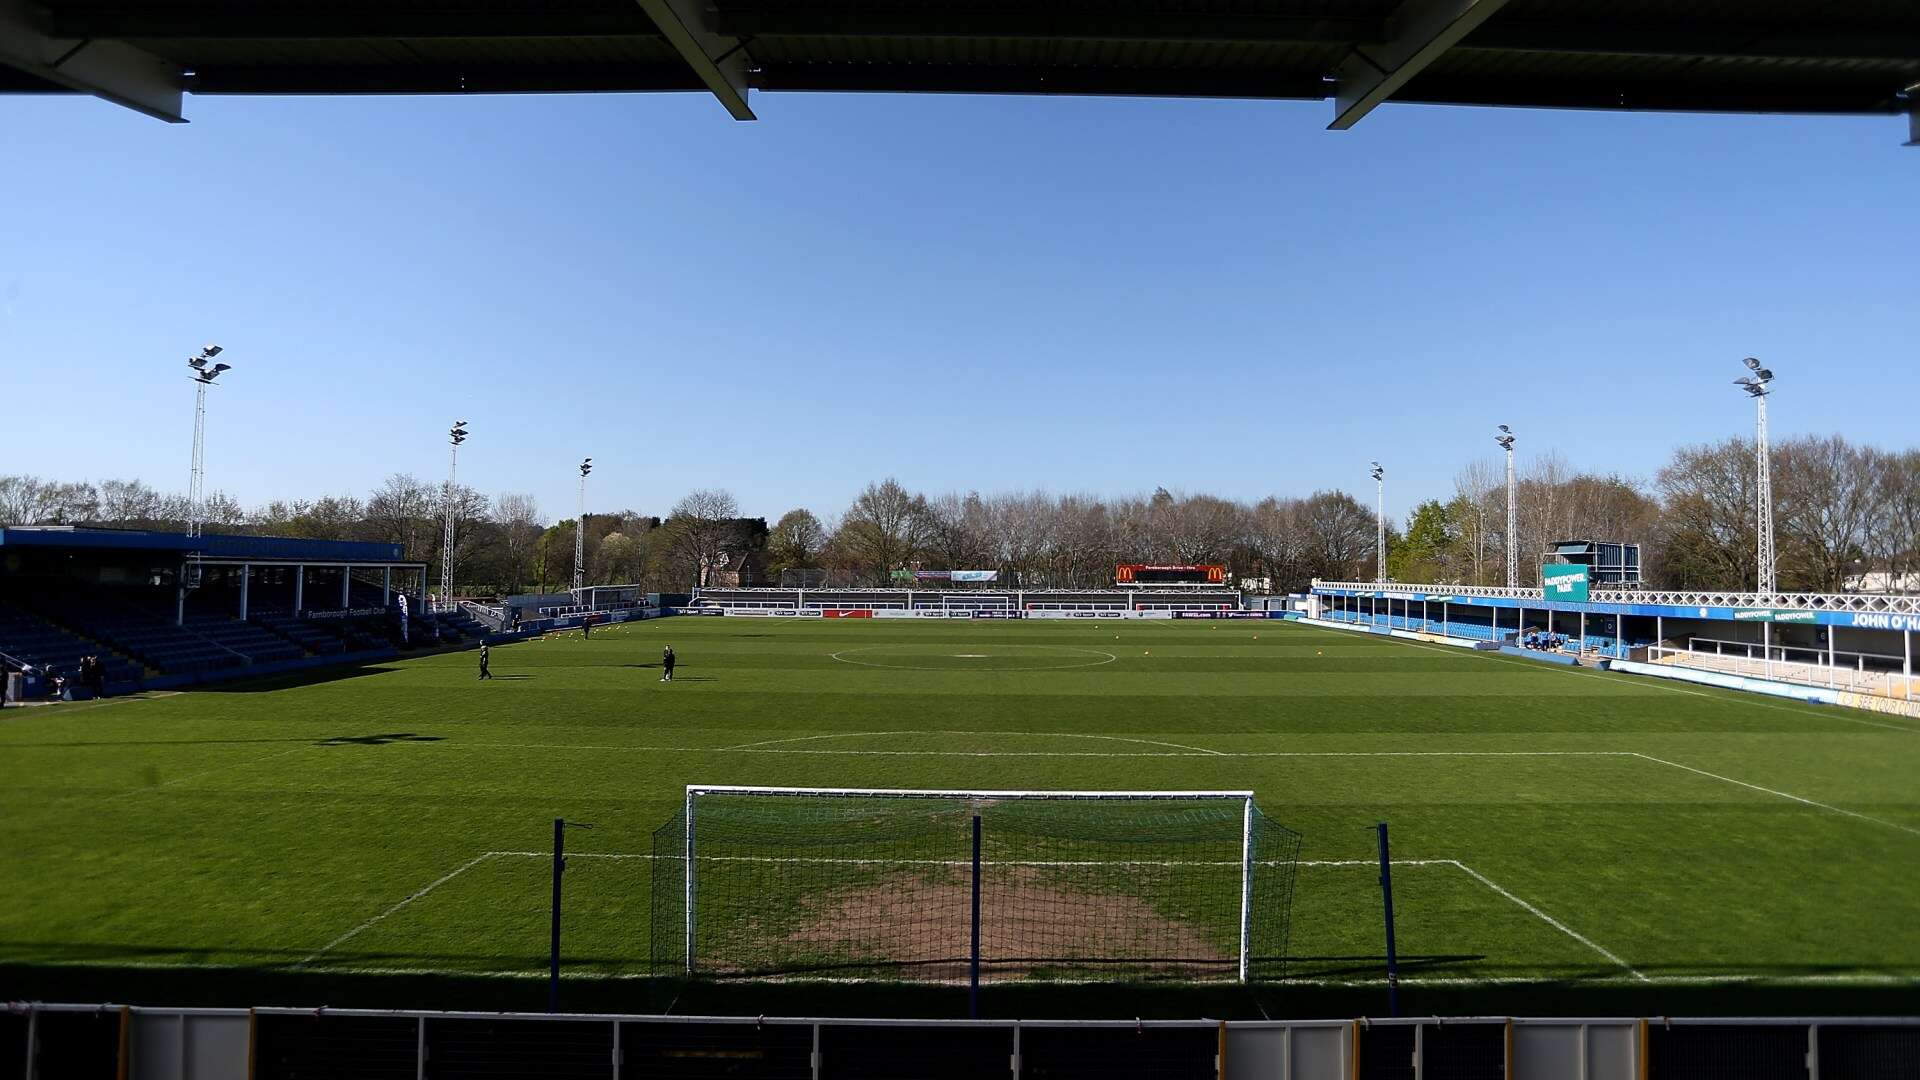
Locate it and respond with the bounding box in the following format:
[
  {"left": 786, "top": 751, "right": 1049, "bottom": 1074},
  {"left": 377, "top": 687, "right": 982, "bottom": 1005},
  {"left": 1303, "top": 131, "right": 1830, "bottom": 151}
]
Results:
[
  {"left": 1631, "top": 752, "right": 1920, "bottom": 839},
  {"left": 298, "top": 852, "right": 499, "bottom": 966}
]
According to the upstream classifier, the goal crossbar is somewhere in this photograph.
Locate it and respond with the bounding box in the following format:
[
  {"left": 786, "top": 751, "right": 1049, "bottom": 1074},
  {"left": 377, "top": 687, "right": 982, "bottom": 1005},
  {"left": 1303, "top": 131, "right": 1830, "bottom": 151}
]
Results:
[{"left": 687, "top": 785, "right": 1255, "bottom": 799}]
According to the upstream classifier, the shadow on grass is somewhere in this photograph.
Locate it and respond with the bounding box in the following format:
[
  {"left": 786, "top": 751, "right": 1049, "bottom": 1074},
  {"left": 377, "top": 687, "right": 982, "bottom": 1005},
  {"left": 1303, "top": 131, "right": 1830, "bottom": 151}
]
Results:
[
  {"left": 316, "top": 733, "right": 445, "bottom": 747},
  {"left": 194, "top": 664, "right": 404, "bottom": 694},
  {"left": 2, "top": 959, "right": 1914, "bottom": 1020}
]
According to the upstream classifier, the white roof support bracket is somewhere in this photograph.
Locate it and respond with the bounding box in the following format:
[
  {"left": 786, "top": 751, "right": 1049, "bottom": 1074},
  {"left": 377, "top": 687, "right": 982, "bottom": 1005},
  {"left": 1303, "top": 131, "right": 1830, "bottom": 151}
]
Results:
[
  {"left": 0, "top": 0, "right": 184, "bottom": 122},
  {"left": 632, "top": 0, "right": 756, "bottom": 120},
  {"left": 1328, "top": 0, "right": 1512, "bottom": 130}
]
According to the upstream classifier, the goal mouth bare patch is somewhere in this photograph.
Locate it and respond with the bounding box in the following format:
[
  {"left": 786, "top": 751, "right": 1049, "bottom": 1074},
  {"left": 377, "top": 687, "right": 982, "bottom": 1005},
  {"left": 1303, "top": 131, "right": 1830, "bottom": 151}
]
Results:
[{"left": 830, "top": 644, "right": 1117, "bottom": 672}]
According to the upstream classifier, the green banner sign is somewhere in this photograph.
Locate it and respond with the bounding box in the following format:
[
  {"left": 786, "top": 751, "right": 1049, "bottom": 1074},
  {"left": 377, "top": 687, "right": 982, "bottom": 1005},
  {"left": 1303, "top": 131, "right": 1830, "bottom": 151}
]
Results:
[
  {"left": 1735, "top": 608, "right": 1818, "bottom": 624},
  {"left": 1541, "top": 564, "right": 1590, "bottom": 603}
]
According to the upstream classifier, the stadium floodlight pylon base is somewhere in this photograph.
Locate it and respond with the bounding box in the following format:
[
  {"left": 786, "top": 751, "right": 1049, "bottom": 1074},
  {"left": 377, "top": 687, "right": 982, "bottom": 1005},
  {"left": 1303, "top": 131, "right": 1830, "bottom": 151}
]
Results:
[{"left": 651, "top": 786, "right": 1302, "bottom": 987}]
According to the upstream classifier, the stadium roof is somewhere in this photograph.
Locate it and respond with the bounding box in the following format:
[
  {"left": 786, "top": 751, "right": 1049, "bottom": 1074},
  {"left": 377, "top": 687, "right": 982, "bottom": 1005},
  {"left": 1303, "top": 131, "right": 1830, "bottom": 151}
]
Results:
[
  {"left": 3, "top": 1, "right": 1917, "bottom": 140},
  {"left": 0, "top": 525, "right": 407, "bottom": 563}
]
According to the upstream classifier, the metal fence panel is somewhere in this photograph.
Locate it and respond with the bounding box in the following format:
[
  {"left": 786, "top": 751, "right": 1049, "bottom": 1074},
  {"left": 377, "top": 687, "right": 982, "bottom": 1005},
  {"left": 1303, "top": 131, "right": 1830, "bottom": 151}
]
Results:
[
  {"left": 254, "top": 1013, "right": 418, "bottom": 1080},
  {"left": 820, "top": 1024, "right": 1012, "bottom": 1079},
  {"left": 1224, "top": 1024, "right": 1352, "bottom": 1080},
  {"left": 1421, "top": 1023, "right": 1505, "bottom": 1080},
  {"left": 1357, "top": 1024, "right": 1414, "bottom": 1080},
  {"left": 1585, "top": 1024, "right": 1637, "bottom": 1080},
  {"left": 29, "top": 1008, "right": 119, "bottom": 1080},
  {"left": 1649, "top": 1024, "right": 1808, "bottom": 1080},
  {"left": 2, "top": 1011, "right": 27, "bottom": 1080},
  {"left": 1818, "top": 1025, "right": 1920, "bottom": 1080},
  {"left": 1020, "top": 1025, "right": 1217, "bottom": 1080},
  {"left": 130, "top": 1013, "right": 182, "bottom": 1080},
  {"left": 619, "top": 1020, "right": 813, "bottom": 1080},
  {"left": 426, "top": 1017, "right": 613, "bottom": 1080},
  {"left": 1511, "top": 1025, "right": 1581, "bottom": 1080}
]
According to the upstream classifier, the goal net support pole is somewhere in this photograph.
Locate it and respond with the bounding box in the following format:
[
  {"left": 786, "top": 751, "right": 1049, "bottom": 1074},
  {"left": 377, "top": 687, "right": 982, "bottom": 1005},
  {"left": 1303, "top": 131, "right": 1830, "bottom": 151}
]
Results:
[{"left": 660, "top": 785, "right": 1299, "bottom": 986}]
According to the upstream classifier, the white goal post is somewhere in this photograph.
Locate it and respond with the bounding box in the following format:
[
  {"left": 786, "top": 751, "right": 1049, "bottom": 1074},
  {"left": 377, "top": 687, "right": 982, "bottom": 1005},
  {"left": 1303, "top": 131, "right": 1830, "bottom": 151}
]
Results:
[{"left": 664, "top": 785, "right": 1292, "bottom": 985}]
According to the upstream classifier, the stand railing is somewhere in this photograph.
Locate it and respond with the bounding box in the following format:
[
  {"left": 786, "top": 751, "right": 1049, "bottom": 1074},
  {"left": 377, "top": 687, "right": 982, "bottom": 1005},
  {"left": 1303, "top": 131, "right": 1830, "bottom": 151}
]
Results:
[{"left": 1313, "top": 580, "right": 1920, "bottom": 616}]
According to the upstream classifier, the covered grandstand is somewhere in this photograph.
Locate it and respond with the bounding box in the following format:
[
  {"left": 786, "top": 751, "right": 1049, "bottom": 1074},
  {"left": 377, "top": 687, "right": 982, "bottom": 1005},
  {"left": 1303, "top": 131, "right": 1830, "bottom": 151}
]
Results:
[
  {"left": 2, "top": 1, "right": 1915, "bottom": 140},
  {"left": 1310, "top": 579, "right": 1919, "bottom": 709},
  {"left": 691, "top": 587, "right": 1241, "bottom": 616},
  {"left": 0, "top": 526, "right": 491, "bottom": 696}
]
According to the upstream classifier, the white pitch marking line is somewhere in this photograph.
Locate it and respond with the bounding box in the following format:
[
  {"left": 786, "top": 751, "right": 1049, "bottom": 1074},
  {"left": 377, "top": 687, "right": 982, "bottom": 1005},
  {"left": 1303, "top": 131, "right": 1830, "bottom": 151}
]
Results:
[
  {"left": 1631, "top": 752, "right": 1920, "bottom": 839},
  {"left": 1439, "top": 860, "right": 1647, "bottom": 982},
  {"left": 298, "top": 852, "right": 499, "bottom": 965},
  {"left": 477, "top": 849, "right": 1639, "bottom": 979},
  {"left": 62, "top": 956, "right": 1920, "bottom": 989}
]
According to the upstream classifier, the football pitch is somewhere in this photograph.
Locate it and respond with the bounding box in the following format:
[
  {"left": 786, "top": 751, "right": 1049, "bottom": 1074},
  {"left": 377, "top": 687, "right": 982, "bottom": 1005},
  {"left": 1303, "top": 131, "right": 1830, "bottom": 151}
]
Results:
[{"left": 3, "top": 616, "right": 1917, "bottom": 1016}]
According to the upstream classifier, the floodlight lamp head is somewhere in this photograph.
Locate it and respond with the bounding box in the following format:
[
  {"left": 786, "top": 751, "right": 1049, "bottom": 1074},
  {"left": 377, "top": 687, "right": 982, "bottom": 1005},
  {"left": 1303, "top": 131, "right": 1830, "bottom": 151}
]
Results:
[
  {"left": 1743, "top": 356, "right": 1762, "bottom": 372},
  {"left": 1498, "top": 424, "right": 1512, "bottom": 435},
  {"left": 211, "top": 363, "right": 230, "bottom": 374},
  {"left": 202, "top": 345, "right": 223, "bottom": 358}
]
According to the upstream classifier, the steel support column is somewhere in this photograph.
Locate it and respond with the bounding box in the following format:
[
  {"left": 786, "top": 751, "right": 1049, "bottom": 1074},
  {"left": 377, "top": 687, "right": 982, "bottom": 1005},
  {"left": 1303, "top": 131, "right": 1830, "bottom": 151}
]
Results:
[
  {"left": 0, "top": 0, "right": 185, "bottom": 121},
  {"left": 1329, "top": 0, "right": 1513, "bottom": 129},
  {"left": 632, "top": 0, "right": 755, "bottom": 118}
]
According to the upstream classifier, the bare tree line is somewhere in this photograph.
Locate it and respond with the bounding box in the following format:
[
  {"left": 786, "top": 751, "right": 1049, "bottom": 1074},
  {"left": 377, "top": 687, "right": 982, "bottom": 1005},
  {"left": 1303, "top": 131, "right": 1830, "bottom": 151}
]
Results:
[{"left": 2, "top": 430, "right": 1914, "bottom": 595}]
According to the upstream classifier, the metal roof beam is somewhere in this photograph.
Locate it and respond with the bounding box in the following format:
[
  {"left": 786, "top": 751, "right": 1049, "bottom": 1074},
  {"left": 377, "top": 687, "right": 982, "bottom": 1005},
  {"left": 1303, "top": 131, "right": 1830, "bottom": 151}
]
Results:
[
  {"left": 631, "top": 0, "right": 754, "bottom": 119},
  {"left": 43, "top": 11, "right": 659, "bottom": 40},
  {"left": 186, "top": 63, "right": 700, "bottom": 95},
  {"left": 0, "top": 0, "right": 183, "bottom": 120},
  {"left": 719, "top": 11, "right": 1381, "bottom": 46},
  {"left": 1329, "top": 0, "right": 1512, "bottom": 130},
  {"left": 1465, "top": 24, "right": 1920, "bottom": 64},
  {"left": 1398, "top": 75, "right": 1910, "bottom": 115},
  {"left": 750, "top": 64, "right": 1331, "bottom": 100}
]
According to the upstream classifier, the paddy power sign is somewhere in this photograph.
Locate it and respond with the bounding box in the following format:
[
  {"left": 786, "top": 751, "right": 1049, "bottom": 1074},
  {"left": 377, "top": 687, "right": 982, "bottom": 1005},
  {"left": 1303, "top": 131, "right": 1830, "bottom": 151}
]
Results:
[
  {"left": 1733, "top": 609, "right": 1819, "bottom": 624},
  {"left": 1542, "top": 564, "right": 1590, "bottom": 603}
]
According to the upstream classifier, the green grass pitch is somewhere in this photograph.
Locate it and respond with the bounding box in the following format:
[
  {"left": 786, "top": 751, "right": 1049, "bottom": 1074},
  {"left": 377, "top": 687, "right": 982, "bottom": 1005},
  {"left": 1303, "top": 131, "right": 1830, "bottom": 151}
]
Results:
[{"left": 2, "top": 616, "right": 1917, "bottom": 1015}]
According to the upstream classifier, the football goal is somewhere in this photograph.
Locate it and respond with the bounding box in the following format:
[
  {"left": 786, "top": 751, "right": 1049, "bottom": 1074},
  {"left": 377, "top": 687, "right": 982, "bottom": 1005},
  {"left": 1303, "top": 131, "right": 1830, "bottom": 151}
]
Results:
[{"left": 650, "top": 786, "right": 1302, "bottom": 984}]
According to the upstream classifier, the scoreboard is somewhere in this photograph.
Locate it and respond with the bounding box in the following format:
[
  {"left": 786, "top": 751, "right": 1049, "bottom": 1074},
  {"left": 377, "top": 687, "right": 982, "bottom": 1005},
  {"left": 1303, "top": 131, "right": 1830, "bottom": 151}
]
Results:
[{"left": 1115, "top": 564, "right": 1226, "bottom": 586}]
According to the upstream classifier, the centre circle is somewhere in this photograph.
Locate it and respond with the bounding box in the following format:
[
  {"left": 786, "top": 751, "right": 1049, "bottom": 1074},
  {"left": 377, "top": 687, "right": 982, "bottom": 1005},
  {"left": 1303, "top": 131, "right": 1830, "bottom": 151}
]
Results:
[{"left": 831, "top": 643, "right": 1117, "bottom": 671}]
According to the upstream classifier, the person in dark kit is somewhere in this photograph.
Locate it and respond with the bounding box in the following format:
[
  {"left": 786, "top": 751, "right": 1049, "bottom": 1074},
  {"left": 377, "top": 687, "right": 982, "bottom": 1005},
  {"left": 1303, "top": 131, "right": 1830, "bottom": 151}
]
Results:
[
  {"left": 582, "top": 617, "right": 592, "bottom": 641},
  {"left": 510, "top": 607, "right": 521, "bottom": 631},
  {"left": 478, "top": 643, "right": 492, "bottom": 680},
  {"left": 87, "top": 655, "right": 107, "bottom": 699},
  {"left": 661, "top": 644, "right": 675, "bottom": 683}
]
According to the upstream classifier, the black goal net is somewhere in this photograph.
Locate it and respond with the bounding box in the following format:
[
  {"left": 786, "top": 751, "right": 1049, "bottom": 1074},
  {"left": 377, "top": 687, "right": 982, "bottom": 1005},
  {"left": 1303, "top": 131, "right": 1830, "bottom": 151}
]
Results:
[{"left": 650, "top": 788, "right": 1301, "bottom": 984}]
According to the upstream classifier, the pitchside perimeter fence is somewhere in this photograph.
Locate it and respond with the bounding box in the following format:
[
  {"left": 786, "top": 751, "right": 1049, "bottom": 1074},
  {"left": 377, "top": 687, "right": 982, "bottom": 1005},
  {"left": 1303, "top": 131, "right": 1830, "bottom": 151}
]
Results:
[
  {"left": 649, "top": 787, "right": 1302, "bottom": 993},
  {"left": 10, "top": 1005, "right": 1918, "bottom": 1080}
]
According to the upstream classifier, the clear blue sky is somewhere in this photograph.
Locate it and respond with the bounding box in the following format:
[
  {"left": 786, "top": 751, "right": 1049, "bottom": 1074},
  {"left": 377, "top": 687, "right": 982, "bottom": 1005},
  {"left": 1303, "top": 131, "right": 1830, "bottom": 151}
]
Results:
[{"left": 1, "top": 90, "right": 1911, "bottom": 527}]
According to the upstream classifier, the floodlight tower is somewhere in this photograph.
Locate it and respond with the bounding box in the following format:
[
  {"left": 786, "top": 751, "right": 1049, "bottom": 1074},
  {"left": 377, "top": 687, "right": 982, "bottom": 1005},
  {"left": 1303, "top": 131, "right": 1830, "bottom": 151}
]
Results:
[
  {"left": 1370, "top": 461, "right": 1386, "bottom": 582},
  {"left": 440, "top": 421, "right": 470, "bottom": 608},
  {"left": 573, "top": 458, "right": 593, "bottom": 594},
  {"left": 1494, "top": 426, "right": 1517, "bottom": 588},
  {"left": 184, "top": 346, "right": 230, "bottom": 539},
  {"left": 1735, "top": 358, "right": 1778, "bottom": 595}
]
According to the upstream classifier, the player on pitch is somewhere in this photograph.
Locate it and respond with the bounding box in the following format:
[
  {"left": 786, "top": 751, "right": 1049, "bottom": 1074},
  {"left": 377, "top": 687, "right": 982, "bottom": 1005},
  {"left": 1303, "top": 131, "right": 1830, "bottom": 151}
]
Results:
[{"left": 661, "top": 644, "right": 675, "bottom": 682}]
